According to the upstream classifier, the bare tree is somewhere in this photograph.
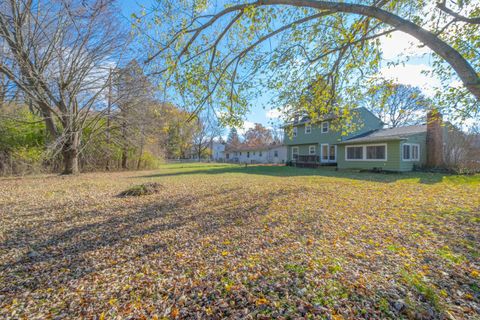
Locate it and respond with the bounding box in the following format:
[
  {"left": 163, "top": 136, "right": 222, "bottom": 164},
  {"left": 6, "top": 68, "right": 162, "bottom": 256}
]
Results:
[
  {"left": 271, "top": 126, "right": 284, "bottom": 144},
  {"left": 444, "top": 124, "right": 480, "bottom": 172},
  {"left": 444, "top": 126, "right": 470, "bottom": 166},
  {"left": 0, "top": 50, "right": 18, "bottom": 106},
  {"left": 366, "top": 81, "right": 429, "bottom": 128},
  {"left": 191, "top": 113, "right": 223, "bottom": 160},
  {"left": 112, "top": 61, "right": 155, "bottom": 169},
  {"left": 0, "top": 73, "right": 13, "bottom": 105},
  {"left": 0, "top": 0, "right": 126, "bottom": 174}
]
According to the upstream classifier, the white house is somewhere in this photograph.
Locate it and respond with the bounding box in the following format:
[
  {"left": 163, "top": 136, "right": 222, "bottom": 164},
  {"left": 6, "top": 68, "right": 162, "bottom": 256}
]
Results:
[
  {"left": 211, "top": 141, "right": 226, "bottom": 161},
  {"left": 225, "top": 144, "right": 287, "bottom": 164},
  {"left": 188, "top": 141, "right": 225, "bottom": 161},
  {"left": 267, "top": 145, "right": 287, "bottom": 164}
]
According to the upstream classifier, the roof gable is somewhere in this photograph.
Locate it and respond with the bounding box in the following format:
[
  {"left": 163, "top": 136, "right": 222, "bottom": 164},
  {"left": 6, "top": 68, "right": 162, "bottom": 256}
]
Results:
[{"left": 283, "top": 107, "right": 382, "bottom": 127}]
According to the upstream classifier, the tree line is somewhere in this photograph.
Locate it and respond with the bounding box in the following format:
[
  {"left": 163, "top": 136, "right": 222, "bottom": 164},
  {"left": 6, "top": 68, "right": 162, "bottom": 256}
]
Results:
[
  {"left": 0, "top": 1, "right": 223, "bottom": 175},
  {"left": 0, "top": 57, "right": 220, "bottom": 175}
]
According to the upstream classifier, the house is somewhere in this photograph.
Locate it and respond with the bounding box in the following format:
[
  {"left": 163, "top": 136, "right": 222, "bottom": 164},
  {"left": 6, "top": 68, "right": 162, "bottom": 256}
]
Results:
[
  {"left": 210, "top": 141, "right": 226, "bottom": 161},
  {"left": 337, "top": 125, "right": 428, "bottom": 171},
  {"left": 225, "top": 144, "right": 287, "bottom": 164},
  {"left": 188, "top": 140, "right": 226, "bottom": 161},
  {"left": 284, "top": 107, "right": 383, "bottom": 167},
  {"left": 285, "top": 107, "right": 448, "bottom": 172}
]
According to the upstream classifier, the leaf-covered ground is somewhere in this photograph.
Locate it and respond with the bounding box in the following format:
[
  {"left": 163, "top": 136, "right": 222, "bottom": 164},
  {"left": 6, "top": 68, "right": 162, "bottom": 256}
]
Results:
[{"left": 1, "top": 164, "right": 479, "bottom": 319}]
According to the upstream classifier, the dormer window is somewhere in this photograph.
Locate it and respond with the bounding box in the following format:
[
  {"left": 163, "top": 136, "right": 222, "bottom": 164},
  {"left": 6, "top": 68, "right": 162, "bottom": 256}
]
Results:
[
  {"left": 305, "top": 124, "right": 311, "bottom": 134},
  {"left": 321, "top": 122, "right": 329, "bottom": 133},
  {"left": 293, "top": 127, "right": 297, "bottom": 137}
]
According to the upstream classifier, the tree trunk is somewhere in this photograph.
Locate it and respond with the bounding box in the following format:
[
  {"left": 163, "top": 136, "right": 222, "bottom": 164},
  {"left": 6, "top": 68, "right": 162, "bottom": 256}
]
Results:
[
  {"left": 265, "top": 0, "right": 480, "bottom": 100},
  {"left": 136, "top": 146, "right": 144, "bottom": 170},
  {"left": 137, "top": 128, "right": 145, "bottom": 170},
  {"left": 120, "top": 118, "right": 128, "bottom": 169},
  {"left": 121, "top": 148, "right": 128, "bottom": 169},
  {"left": 62, "top": 132, "right": 80, "bottom": 175}
]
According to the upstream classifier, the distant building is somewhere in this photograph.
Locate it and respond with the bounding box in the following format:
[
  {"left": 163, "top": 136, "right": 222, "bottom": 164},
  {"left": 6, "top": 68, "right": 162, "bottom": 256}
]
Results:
[
  {"left": 225, "top": 144, "right": 287, "bottom": 164},
  {"left": 188, "top": 140, "right": 226, "bottom": 161},
  {"left": 211, "top": 141, "right": 226, "bottom": 161}
]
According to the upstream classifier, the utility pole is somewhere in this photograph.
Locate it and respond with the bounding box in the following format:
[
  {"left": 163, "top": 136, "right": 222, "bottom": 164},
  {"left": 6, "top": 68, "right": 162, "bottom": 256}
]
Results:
[{"left": 105, "top": 67, "right": 112, "bottom": 171}]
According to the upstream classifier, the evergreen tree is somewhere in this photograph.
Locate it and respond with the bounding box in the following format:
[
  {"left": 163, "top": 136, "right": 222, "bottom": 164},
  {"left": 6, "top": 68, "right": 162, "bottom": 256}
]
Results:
[{"left": 227, "top": 128, "right": 241, "bottom": 147}]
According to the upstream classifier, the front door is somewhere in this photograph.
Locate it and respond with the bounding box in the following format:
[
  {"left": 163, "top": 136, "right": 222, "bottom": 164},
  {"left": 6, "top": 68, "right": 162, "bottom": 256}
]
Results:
[{"left": 321, "top": 144, "right": 337, "bottom": 163}]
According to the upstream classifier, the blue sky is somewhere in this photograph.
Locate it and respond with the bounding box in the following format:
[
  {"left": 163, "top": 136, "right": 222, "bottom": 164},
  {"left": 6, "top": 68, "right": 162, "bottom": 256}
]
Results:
[
  {"left": 118, "top": 0, "right": 278, "bottom": 132},
  {"left": 118, "top": 0, "right": 459, "bottom": 133}
]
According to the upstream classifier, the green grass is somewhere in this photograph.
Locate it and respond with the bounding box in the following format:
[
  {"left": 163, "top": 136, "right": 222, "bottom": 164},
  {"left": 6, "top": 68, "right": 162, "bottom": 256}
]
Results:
[
  {"left": 436, "top": 246, "right": 467, "bottom": 264},
  {"left": 146, "top": 162, "right": 480, "bottom": 184},
  {"left": 401, "top": 270, "right": 442, "bottom": 311}
]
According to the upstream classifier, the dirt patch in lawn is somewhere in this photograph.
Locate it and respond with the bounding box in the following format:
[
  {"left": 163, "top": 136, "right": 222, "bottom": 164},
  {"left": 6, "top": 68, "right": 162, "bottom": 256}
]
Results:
[{"left": 117, "top": 182, "right": 162, "bottom": 197}]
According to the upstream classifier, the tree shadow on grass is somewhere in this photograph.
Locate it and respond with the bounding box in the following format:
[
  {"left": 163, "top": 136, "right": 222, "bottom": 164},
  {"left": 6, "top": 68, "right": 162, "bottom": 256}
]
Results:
[
  {"left": 136, "top": 164, "right": 448, "bottom": 184},
  {"left": 0, "top": 175, "right": 475, "bottom": 318},
  {"left": 0, "top": 186, "right": 292, "bottom": 297}
]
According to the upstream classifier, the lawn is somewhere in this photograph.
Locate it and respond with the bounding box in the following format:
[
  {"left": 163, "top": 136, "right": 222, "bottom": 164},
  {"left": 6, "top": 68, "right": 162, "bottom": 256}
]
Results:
[{"left": 1, "top": 164, "right": 479, "bottom": 319}]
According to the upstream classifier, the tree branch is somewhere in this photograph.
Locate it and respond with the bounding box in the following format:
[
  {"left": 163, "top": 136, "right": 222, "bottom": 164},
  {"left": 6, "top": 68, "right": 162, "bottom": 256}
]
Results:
[{"left": 437, "top": 0, "right": 480, "bottom": 24}]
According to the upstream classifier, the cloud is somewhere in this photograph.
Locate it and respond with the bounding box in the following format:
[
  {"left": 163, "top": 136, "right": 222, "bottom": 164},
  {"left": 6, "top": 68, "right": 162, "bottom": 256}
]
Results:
[
  {"left": 237, "top": 121, "right": 255, "bottom": 135},
  {"left": 377, "top": 63, "right": 441, "bottom": 97},
  {"left": 380, "top": 31, "right": 433, "bottom": 60},
  {"left": 266, "top": 108, "right": 282, "bottom": 119},
  {"left": 266, "top": 104, "right": 295, "bottom": 121}
]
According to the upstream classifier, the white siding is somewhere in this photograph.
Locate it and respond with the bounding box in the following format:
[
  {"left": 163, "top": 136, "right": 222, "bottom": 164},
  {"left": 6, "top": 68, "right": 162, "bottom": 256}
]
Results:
[
  {"left": 211, "top": 142, "right": 225, "bottom": 161},
  {"left": 226, "top": 146, "right": 287, "bottom": 164},
  {"left": 267, "top": 146, "right": 287, "bottom": 164}
]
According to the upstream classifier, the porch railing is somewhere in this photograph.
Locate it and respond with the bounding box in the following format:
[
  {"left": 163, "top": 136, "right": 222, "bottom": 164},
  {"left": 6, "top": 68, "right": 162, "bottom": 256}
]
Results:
[
  {"left": 291, "top": 154, "right": 335, "bottom": 168},
  {"left": 294, "top": 155, "right": 319, "bottom": 163}
]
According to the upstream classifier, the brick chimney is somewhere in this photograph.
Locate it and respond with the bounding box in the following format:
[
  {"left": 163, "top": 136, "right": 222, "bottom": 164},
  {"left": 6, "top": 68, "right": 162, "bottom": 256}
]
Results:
[{"left": 426, "top": 109, "right": 444, "bottom": 168}]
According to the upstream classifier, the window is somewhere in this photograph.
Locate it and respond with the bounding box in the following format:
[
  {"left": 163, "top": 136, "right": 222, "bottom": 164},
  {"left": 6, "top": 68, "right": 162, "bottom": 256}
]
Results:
[
  {"left": 259, "top": 151, "right": 262, "bottom": 156},
  {"left": 329, "top": 145, "right": 336, "bottom": 161},
  {"left": 321, "top": 122, "right": 329, "bottom": 133},
  {"left": 309, "top": 145, "right": 316, "bottom": 155},
  {"left": 247, "top": 151, "right": 250, "bottom": 158},
  {"left": 402, "top": 144, "right": 410, "bottom": 160},
  {"left": 366, "top": 145, "right": 386, "bottom": 160},
  {"left": 305, "top": 125, "right": 312, "bottom": 134},
  {"left": 346, "top": 144, "right": 387, "bottom": 161},
  {"left": 274, "top": 150, "right": 278, "bottom": 157},
  {"left": 346, "top": 146, "right": 363, "bottom": 160},
  {"left": 412, "top": 145, "right": 419, "bottom": 160},
  {"left": 402, "top": 144, "right": 420, "bottom": 161},
  {"left": 226, "top": 153, "right": 230, "bottom": 159},
  {"left": 321, "top": 144, "right": 329, "bottom": 161},
  {"left": 320, "top": 144, "right": 336, "bottom": 162},
  {"left": 293, "top": 127, "right": 297, "bottom": 137},
  {"left": 292, "top": 147, "right": 299, "bottom": 160}
]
